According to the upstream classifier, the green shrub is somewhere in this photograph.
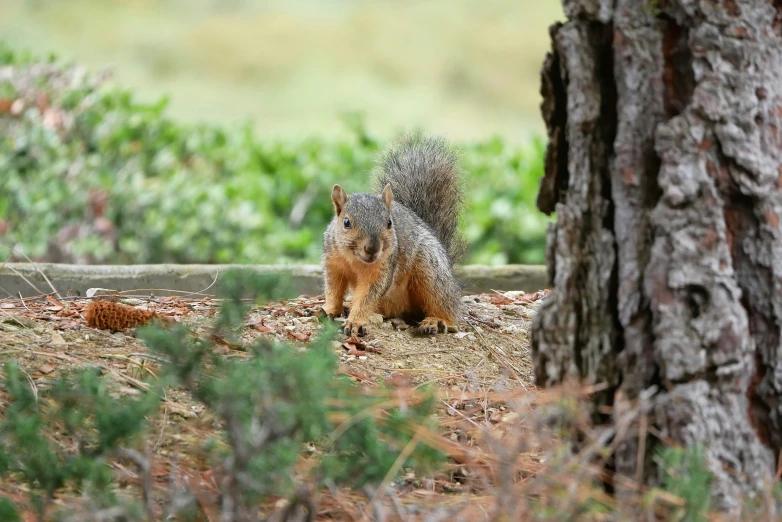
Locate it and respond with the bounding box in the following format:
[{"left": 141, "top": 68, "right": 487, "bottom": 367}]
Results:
[
  {"left": 0, "top": 363, "right": 159, "bottom": 519},
  {"left": 0, "top": 42, "right": 550, "bottom": 266},
  {"left": 653, "top": 445, "right": 713, "bottom": 522}
]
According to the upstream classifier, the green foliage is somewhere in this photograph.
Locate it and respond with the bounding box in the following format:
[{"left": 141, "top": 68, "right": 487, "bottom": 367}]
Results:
[
  {"left": 320, "top": 381, "right": 441, "bottom": 488},
  {"left": 654, "top": 444, "right": 713, "bottom": 522},
  {"left": 0, "top": 269, "right": 444, "bottom": 518},
  {"left": 0, "top": 363, "right": 160, "bottom": 518},
  {"left": 0, "top": 42, "right": 550, "bottom": 266},
  {"left": 139, "top": 268, "right": 444, "bottom": 510},
  {"left": 460, "top": 136, "right": 549, "bottom": 265},
  {"left": 643, "top": 0, "right": 663, "bottom": 18},
  {"left": 0, "top": 498, "right": 20, "bottom": 522}
]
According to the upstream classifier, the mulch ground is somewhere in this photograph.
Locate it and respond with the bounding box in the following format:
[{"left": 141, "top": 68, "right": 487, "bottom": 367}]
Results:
[{"left": 0, "top": 286, "right": 560, "bottom": 521}]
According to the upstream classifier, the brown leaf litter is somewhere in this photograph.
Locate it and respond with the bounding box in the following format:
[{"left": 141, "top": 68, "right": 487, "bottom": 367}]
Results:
[{"left": 0, "top": 288, "right": 576, "bottom": 520}]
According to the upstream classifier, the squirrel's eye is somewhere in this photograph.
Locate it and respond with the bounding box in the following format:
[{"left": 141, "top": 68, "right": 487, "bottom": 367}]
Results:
[
  {"left": 343, "top": 217, "right": 351, "bottom": 229},
  {"left": 387, "top": 219, "right": 392, "bottom": 229}
]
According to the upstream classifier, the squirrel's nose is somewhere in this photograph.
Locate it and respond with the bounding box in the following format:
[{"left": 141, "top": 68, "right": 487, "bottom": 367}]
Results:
[{"left": 364, "top": 243, "right": 379, "bottom": 256}]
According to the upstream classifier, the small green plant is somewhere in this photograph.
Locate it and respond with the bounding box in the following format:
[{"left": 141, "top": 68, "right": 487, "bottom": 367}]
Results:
[
  {"left": 0, "top": 363, "right": 160, "bottom": 520},
  {"left": 139, "top": 269, "right": 444, "bottom": 519},
  {"left": 0, "top": 498, "right": 20, "bottom": 522},
  {"left": 642, "top": 0, "right": 663, "bottom": 18},
  {"left": 654, "top": 444, "right": 712, "bottom": 522},
  {"left": 0, "top": 269, "right": 444, "bottom": 520}
]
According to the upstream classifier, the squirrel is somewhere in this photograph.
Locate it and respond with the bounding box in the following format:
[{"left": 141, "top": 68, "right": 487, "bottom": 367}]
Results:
[{"left": 321, "top": 132, "right": 466, "bottom": 336}]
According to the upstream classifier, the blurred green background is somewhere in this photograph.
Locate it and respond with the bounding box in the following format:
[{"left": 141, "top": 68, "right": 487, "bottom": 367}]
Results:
[{"left": 0, "top": 0, "right": 564, "bottom": 266}]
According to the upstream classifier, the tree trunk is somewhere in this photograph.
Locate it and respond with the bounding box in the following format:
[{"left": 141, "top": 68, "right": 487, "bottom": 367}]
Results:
[{"left": 532, "top": 0, "right": 782, "bottom": 512}]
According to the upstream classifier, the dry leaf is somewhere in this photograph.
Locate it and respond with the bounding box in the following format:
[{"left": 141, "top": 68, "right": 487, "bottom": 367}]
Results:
[
  {"left": 293, "top": 307, "right": 316, "bottom": 317},
  {"left": 85, "top": 287, "right": 121, "bottom": 300},
  {"left": 343, "top": 333, "right": 379, "bottom": 356},
  {"left": 342, "top": 335, "right": 368, "bottom": 351},
  {"left": 46, "top": 295, "right": 65, "bottom": 312},
  {"left": 286, "top": 330, "right": 310, "bottom": 341},
  {"left": 50, "top": 331, "right": 67, "bottom": 346},
  {"left": 249, "top": 320, "right": 275, "bottom": 333},
  {"left": 38, "top": 362, "right": 56, "bottom": 375},
  {"left": 0, "top": 302, "right": 15, "bottom": 309},
  {"left": 55, "top": 321, "right": 81, "bottom": 330},
  {"left": 518, "top": 289, "right": 551, "bottom": 303},
  {"left": 489, "top": 294, "right": 515, "bottom": 305}
]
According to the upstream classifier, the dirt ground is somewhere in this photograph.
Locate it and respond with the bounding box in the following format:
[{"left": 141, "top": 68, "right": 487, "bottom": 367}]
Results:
[{"left": 0, "top": 287, "right": 549, "bottom": 520}]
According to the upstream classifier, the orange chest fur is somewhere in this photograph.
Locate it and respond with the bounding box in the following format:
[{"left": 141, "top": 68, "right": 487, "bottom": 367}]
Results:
[{"left": 324, "top": 252, "right": 415, "bottom": 317}]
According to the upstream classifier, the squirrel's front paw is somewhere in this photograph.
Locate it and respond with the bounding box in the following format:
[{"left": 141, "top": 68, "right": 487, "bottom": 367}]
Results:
[
  {"left": 343, "top": 320, "right": 367, "bottom": 336},
  {"left": 320, "top": 306, "right": 342, "bottom": 320},
  {"left": 320, "top": 305, "right": 351, "bottom": 321}
]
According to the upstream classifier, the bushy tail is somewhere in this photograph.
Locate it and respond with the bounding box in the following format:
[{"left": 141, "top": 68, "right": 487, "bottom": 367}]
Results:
[{"left": 372, "top": 132, "right": 466, "bottom": 262}]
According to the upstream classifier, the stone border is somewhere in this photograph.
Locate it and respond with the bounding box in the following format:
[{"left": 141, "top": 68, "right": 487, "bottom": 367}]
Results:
[{"left": 0, "top": 263, "right": 549, "bottom": 299}]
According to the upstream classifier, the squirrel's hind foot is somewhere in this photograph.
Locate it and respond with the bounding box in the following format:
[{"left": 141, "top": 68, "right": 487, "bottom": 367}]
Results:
[{"left": 419, "top": 317, "right": 449, "bottom": 335}]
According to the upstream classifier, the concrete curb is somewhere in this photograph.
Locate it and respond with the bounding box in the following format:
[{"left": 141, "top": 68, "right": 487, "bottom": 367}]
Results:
[{"left": 0, "top": 263, "right": 549, "bottom": 299}]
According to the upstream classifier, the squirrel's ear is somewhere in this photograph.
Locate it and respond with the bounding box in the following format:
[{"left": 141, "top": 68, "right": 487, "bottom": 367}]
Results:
[
  {"left": 332, "top": 184, "right": 347, "bottom": 215},
  {"left": 381, "top": 183, "right": 393, "bottom": 211}
]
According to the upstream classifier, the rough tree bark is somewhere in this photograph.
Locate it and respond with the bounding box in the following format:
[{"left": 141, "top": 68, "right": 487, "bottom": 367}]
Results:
[{"left": 532, "top": 0, "right": 782, "bottom": 513}]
